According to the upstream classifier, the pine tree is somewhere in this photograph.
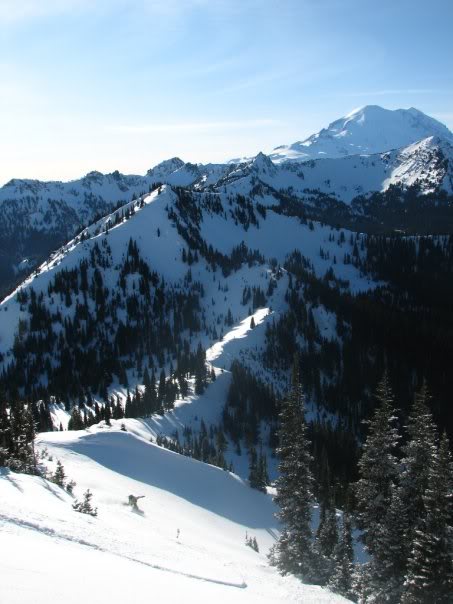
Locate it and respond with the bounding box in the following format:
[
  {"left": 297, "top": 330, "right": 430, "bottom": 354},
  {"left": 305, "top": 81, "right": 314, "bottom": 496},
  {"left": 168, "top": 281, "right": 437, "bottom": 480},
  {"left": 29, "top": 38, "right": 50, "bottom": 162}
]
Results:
[
  {"left": 355, "top": 374, "right": 400, "bottom": 556},
  {"left": 354, "top": 373, "right": 401, "bottom": 599},
  {"left": 271, "top": 359, "right": 315, "bottom": 579},
  {"left": 400, "top": 383, "right": 438, "bottom": 551},
  {"left": 68, "top": 406, "right": 84, "bottom": 431},
  {"left": 313, "top": 498, "right": 338, "bottom": 584},
  {"left": 328, "top": 512, "right": 354, "bottom": 600},
  {"left": 73, "top": 489, "right": 98, "bottom": 516},
  {"left": 53, "top": 460, "right": 66, "bottom": 487},
  {"left": 248, "top": 447, "right": 268, "bottom": 492},
  {"left": 258, "top": 450, "right": 269, "bottom": 489},
  {"left": 66, "top": 479, "right": 76, "bottom": 494},
  {"left": 248, "top": 446, "right": 260, "bottom": 489},
  {"left": 317, "top": 500, "right": 338, "bottom": 559},
  {"left": 104, "top": 401, "right": 111, "bottom": 426},
  {"left": 6, "top": 402, "right": 38, "bottom": 475},
  {"left": 370, "top": 484, "right": 409, "bottom": 603},
  {"left": 0, "top": 401, "right": 11, "bottom": 466},
  {"left": 158, "top": 369, "right": 166, "bottom": 404},
  {"left": 402, "top": 431, "right": 453, "bottom": 603}
]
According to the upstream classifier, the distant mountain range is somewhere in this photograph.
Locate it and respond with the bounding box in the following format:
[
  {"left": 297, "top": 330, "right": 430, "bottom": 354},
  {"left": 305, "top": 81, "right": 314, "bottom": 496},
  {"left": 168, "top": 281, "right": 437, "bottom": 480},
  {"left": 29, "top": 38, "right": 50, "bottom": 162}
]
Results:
[{"left": 0, "top": 105, "right": 452, "bottom": 294}]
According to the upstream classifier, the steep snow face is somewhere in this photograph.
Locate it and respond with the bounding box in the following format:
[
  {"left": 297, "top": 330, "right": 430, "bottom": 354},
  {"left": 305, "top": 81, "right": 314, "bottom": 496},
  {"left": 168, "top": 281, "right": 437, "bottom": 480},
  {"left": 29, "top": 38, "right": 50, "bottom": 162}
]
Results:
[
  {"left": 381, "top": 136, "right": 453, "bottom": 194},
  {"left": 0, "top": 430, "right": 351, "bottom": 603},
  {"left": 270, "top": 106, "right": 453, "bottom": 163}
]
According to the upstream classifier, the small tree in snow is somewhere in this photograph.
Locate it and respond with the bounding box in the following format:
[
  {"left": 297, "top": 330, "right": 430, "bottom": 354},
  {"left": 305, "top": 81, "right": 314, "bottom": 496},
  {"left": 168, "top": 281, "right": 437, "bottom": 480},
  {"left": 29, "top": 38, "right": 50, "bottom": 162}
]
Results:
[
  {"left": 73, "top": 489, "right": 97, "bottom": 516},
  {"left": 53, "top": 460, "right": 66, "bottom": 487}
]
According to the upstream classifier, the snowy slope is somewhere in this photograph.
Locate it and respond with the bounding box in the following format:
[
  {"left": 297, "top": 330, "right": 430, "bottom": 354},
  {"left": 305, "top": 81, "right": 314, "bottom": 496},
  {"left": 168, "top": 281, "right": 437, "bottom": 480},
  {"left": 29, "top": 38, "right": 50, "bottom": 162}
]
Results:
[
  {"left": 0, "top": 183, "right": 375, "bottom": 358},
  {"left": 0, "top": 158, "right": 239, "bottom": 293},
  {"left": 0, "top": 182, "right": 375, "bottom": 487},
  {"left": 0, "top": 430, "right": 350, "bottom": 604},
  {"left": 270, "top": 105, "right": 453, "bottom": 163},
  {"left": 0, "top": 161, "right": 195, "bottom": 237},
  {"left": 0, "top": 159, "right": 232, "bottom": 230},
  {"left": 219, "top": 136, "right": 453, "bottom": 203}
]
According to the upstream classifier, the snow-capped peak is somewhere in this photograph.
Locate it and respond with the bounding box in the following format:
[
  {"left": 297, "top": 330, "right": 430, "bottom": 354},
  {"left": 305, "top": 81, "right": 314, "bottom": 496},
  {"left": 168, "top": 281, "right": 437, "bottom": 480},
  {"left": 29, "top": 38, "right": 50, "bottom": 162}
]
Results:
[
  {"left": 251, "top": 152, "right": 276, "bottom": 174},
  {"left": 270, "top": 105, "right": 453, "bottom": 163},
  {"left": 146, "top": 157, "right": 185, "bottom": 177}
]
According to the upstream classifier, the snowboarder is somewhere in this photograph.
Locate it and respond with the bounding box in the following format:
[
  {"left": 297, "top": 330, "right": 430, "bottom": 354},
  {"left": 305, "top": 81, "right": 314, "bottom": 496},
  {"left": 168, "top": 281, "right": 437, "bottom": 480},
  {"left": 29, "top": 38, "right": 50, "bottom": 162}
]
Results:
[{"left": 127, "top": 494, "right": 145, "bottom": 511}]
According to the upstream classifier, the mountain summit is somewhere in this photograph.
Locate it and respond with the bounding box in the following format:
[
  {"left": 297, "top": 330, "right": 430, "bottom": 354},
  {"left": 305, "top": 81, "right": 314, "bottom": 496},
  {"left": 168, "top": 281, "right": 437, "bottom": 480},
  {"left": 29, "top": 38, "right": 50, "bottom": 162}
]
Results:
[{"left": 270, "top": 105, "right": 453, "bottom": 163}]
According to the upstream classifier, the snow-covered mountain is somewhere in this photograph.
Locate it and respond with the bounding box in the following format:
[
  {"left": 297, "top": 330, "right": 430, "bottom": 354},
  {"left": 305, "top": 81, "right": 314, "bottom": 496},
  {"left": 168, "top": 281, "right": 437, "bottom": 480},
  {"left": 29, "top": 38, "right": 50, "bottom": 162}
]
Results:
[
  {"left": 0, "top": 182, "right": 367, "bottom": 602},
  {"left": 1, "top": 105, "right": 452, "bottom": 296},
  {"left": 0, "top": 179, "right": 377, "bottom": 442},
  {"left": 270, "top": 105, "right": 453, "bottom": 163},
  {"left": 203, "top": 136, "right": 453, "bottom": 207},
  {"left": 0, "top": 160, "right": 229, "bottom": 293}
]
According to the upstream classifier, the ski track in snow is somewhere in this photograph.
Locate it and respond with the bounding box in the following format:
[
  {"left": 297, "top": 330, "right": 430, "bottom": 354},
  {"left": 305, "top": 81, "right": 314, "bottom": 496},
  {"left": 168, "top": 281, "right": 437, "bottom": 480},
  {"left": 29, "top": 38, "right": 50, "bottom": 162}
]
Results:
[{"left": 0, "top": 512, "right": 247, "bottom": 589}]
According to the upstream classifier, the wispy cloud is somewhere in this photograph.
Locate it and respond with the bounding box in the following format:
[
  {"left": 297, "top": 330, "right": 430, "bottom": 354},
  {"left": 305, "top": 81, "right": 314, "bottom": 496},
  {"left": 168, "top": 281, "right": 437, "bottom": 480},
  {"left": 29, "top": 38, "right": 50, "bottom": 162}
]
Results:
[
  {"left": 215, "top": 68, "right": 296, "bottom": 95},
  {"left": 108, "top": 119, "right": 281, "bottom": 134}
]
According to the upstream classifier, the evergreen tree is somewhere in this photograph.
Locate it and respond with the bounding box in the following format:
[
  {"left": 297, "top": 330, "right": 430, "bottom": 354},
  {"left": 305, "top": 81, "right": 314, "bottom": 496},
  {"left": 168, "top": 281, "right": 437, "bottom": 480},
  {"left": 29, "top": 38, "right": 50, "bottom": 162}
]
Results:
[
  {"left": 248, "top": 446, "right": 260, "bottom": 489},
  {"left": 158, "top": 369, "right": 166, "bottom": 405},
  {"left": 67, "top": 406, "right": 84, "bottom": 431},
  {"left": 354, "top": 373, "right": 401, "bottom": 599},
  {"left": 53, "top": 460, "right": 66, "bottom": 487},
  {"left": 258, "top": 450, "right": 269, "bottom": 488},
  {"left": 370, "top": 484, "right": 409, "bottom": 603},
  {"left": 271, "top": 359, "right": 315, "bottom": 579},
  {"left": 73, "top": 489, "right": 97, "bottom": 516},
  {"left": 328, "top": 512, "right": 354, "bottom": 600},
  {"left": 248, "top": 447, "right": 268, "bottom": 492},
  {"left": 355, "top": 374, "right": 400, "bottom": 556},
  {"left": 400, "top": 383, "right": 438, "bottom": 551},
  {"left": 6, "top": 402, "right": 38, "bottom": 475},
  {"left": 0, "top": 401, "right": 11, "bottom": 466},
  {"left": 313, "top": 498, "right": 338, "bottom": 584},
  {"left": 104, "top": 400, "right": 112, "bottom": 426},
  {"left": 402, "top": 432, "right": 453, "bottom": 603},
  {"left": 317, "top": 500, "right": 338, "bottom": 559}
]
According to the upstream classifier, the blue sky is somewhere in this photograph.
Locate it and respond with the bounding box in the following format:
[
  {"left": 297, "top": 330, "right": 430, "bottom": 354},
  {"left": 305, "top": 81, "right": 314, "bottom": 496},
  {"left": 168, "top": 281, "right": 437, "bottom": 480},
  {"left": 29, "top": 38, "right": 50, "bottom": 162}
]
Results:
[{"left": 1, "top": 0, "right": 452, "bottom": 184}]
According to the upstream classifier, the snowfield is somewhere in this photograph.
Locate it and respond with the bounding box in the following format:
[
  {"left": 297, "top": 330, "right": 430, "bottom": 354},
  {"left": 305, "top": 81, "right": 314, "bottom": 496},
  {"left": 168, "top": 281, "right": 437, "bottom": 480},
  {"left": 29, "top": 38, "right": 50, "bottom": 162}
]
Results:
[
  {"left": 0, "top": 427, "right": 350, "bottom": 604},
  {"left": 269, "top": 105, "right": 453, "bottom": 163}
]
